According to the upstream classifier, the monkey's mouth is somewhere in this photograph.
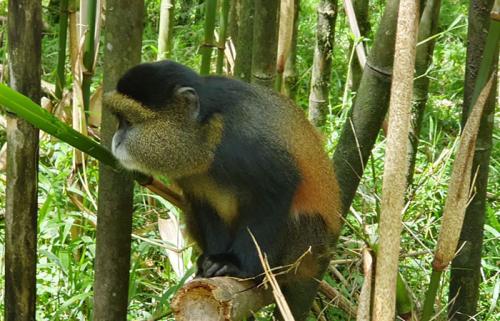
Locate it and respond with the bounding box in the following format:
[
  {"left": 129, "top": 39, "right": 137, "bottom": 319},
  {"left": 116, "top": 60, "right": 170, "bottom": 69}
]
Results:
[{"left": 112, "top": 136, "right": 136, "bottom": 170}]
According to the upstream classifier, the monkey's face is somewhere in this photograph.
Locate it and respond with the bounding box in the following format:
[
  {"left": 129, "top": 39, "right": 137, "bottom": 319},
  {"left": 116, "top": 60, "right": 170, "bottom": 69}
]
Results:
[{"left": 104, "top": 87, "right": 223, "bottom": 179}]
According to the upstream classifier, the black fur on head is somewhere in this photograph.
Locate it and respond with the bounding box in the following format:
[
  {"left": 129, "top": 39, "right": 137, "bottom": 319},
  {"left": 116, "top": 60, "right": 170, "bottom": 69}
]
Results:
[{"left": 116, "top": 60, "right": 203, "bottom": 110}]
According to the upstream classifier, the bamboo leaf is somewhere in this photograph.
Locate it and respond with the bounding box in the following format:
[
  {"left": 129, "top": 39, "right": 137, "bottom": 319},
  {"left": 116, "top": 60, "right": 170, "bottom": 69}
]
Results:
[{"left": 0, "top": 83, "right": 115, "bottom": 166}]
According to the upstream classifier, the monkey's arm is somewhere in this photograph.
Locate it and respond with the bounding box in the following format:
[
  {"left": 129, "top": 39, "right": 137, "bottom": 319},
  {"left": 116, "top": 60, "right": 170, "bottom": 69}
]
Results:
[
  {"left": 197, "top": 190, "right": 297, "bottom": 278},
  {"left": 183, "top": 198, "right": 234, "bottom": 277}
]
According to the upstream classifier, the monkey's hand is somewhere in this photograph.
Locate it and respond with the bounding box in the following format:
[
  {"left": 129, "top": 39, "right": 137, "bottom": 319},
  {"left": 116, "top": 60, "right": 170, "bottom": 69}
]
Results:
[{"left": 196, "top": 253, "right": 248, "bottom": 278}]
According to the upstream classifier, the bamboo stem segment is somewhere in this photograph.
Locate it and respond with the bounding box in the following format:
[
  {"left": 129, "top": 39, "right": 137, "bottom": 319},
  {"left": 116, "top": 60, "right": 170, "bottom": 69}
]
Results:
[
  {"left": 171, "top": 277, "right": 271, "bottom": 321},
  {"left": 372, "top": 0, "right": 419, "bottom": 320},
  {"left": 200, "top": 0, "right": 218, "bottom": 75},
  {"left": 55, "top": 0, "right": 70, "bottom": 99},
  {"left": 216, "top": 0, "right": 230, "bottom": 74}
]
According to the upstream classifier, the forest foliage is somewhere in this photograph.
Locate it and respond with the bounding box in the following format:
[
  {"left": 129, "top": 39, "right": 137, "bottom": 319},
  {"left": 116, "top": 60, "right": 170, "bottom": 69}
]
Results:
[{"left": 0, "top": 0, "right": 498, "bottom": 320}]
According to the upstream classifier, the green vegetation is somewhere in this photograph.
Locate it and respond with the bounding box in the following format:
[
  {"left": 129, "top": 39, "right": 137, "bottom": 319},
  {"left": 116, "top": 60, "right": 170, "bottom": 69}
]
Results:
[{"left": 0, "top": 0, "right": 498, "bottom": 320}]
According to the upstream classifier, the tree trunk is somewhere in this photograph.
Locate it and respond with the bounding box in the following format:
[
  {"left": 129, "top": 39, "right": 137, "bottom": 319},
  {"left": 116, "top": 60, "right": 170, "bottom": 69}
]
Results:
[
  {"left": 93, "top": 0, "right": 144, "bottom": 319},
  {"left": 158, "top": 0, "right": 176, "bottom": 60},
  {"left": 4, "top": 1, "right": 42, "bottom": 320},
  {"left": 349, "top": 0, "right": 370, "bottom": 91},
  {"left": 332, "top": 0, "right": 400, "bottom": 216},
  {"left": 449, "top": 0, "right": 498, "bottom": 319},
  {"left": 308, "top": 0, "right": 339, "bottom": 128},
  {"left": 282, "top": 0, "right": 300, "bottom": 100},
  {"left": 251, "top": 0, "right": 280, "bottom": 87},
  {"left": 406, "top": 0, "right": 441, "bottom": 187},
  {"left": 233, "top": 0, "right": 254, "bottom": 81},
  {"left": 372, "top": 0, "right": 419, "bottom": 319}
]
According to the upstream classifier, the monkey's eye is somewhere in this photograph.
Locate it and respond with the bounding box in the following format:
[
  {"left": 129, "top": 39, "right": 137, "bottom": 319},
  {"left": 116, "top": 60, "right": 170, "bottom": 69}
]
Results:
[{"left": 115, "top": 113, "right": 131, "bottom": 129}]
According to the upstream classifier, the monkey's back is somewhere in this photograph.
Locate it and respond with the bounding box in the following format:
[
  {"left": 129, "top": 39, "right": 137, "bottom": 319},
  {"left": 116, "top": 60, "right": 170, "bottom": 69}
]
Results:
[{"left": 199, "top": 76, "right": 341, "bottom": 233}]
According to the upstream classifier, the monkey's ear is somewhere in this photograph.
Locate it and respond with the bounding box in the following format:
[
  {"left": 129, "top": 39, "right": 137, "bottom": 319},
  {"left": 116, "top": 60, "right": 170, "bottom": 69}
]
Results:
[{"left": 175, "top": 86, "right": 200, "bottom": 119}]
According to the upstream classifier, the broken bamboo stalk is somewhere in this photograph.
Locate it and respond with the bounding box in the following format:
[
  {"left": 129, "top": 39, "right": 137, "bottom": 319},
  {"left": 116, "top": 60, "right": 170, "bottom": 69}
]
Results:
[{"left": 171, "top": 277, "right": 272, "bottom": 321}]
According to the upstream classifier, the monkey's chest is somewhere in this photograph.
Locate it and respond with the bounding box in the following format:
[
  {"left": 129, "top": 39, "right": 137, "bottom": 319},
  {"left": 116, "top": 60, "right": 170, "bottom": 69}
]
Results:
[{"left": 178, "top": 176, "right": 240, "bottom": 225}]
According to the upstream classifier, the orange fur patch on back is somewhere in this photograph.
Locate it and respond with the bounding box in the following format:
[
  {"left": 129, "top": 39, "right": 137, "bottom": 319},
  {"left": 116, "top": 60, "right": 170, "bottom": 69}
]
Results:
[{"left": 287, "top": 114, "right": 342, "bottom": 234}]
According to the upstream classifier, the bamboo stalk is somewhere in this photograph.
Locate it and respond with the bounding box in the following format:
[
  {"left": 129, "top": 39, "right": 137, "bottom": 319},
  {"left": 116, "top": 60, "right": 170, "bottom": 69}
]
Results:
[
  {"left": 216, "top": 0, "right": 230, "bottom": 74},
  {"left": 449, "top": 2, "right": 499, "bottom": 317},
  {"left": 158, "top": 0, "right": 176, "bottom": 60},
  {"left": 308, "top": 0, "right": 339, "bottom": 127},
  {"left": 55, "top": 0, "right": 69, "bottom": 100},
  {"left": 200, "top": 0, "right": 218, "bottom": 75},
  {"left": 276, "top": 0, "right": 295, "bottom": 91},
  {"left": 406, "top": 0, "right": 442, "bottom": 187},
  {"left": 347, "top": 0, "right": 370, "bottom": 91},
  {"left": 372, "top": 0, "right": 419, "bottom": 320},
  {"left": 356, "top": 248, "right": 373, "bottom": 321},
  {"left": 282, "top": 0, "right": 300, "bottom": 99},
  {"left": 332, "top": 0, "right": 401, "bottom": 216},
  {"left": 4, "top": 1, "right": 42, "bottom": 319},
  {"left": 251, "top": 0, "right": 280, "bottom": 87},
  {"left": 228, "top": 0, "right": 239, "bottom": 47},
  {"left": 82, "top": 0, "right": 98, "bottom": 111},
  {"left": 233, "top": 0, "right": 254, "bottom": 81},
  {"left": 421, "top": 76, "right": 495, "bottom": 321},
  {"left": 466, "top": 2, "right": 499, "bottom": 115},
  {"left": 171, "top": 277, "right": 271, "bottom": 321},
  {"left": 343, "top": 0, "right": 367, "bottom": 67},
  {"left": 421, "top": 270, "right": 442, "bottom": 320}
]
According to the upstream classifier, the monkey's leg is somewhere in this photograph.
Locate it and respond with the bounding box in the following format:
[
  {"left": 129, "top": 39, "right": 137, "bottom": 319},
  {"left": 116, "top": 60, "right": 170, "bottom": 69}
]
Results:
[
  {"left": 275, "top": 216, "right": 332, "bottom": 321},
  {"left": 184, "top": 199, "right": 233, "bottom": 277}
]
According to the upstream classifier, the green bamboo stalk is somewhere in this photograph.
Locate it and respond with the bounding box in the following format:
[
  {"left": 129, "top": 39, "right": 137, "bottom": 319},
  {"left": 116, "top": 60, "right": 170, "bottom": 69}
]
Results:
[
  {"left": 421, "top": 270, "right": 442, "bottom": 321},
  {"left": 466, "top": 7, "right": 499, "bottom": 118},
  {"left": 200, "top": 0, "right": 218, "bottom": 75},
  {"left": 406, "top": 0, "right": 441, "bottom": 187},
  {"left": 251, "top": 0, "right": 280, "bottom": 87},
  {"left": 233, "top": 0, "right": 254, "bottom": 81},
  {"left": 216, "top": 0, "right": 230, "bottom": 74},
  {"left": 82, "top": 0, "right": 98, "bottom": 111},
  {"left": 332, "top": 0, "right": 400, "bottom": 216},
  {"left": 55, "top": 0, "right": 69, "bottom": 99}
]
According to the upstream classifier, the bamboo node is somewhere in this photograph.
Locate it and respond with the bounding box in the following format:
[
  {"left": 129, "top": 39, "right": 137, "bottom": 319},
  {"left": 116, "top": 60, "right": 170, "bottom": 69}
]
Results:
[
  {"left": 431, "top": 258, "right": 448, "bottom": 272},
  {"left": 364, "top": 60, "right": 393, "bottom": 77}
]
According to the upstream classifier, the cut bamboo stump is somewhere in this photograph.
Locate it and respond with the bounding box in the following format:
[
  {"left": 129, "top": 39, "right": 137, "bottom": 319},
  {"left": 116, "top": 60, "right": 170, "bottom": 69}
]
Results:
[{"left": 171, "top": 277, "right": 272, "bottom": 321}]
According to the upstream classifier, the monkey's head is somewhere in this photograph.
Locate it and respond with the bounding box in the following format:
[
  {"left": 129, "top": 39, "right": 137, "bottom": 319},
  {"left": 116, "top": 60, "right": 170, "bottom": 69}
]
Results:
[{"left": 103, "top": 61, "right": 224, "bottom": 179}]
